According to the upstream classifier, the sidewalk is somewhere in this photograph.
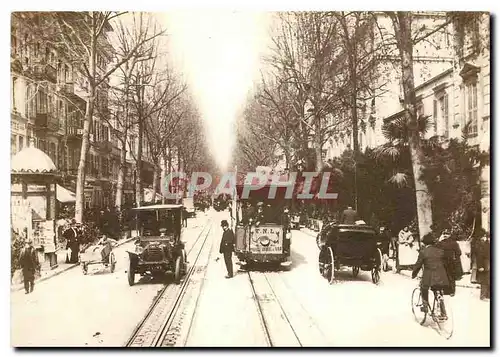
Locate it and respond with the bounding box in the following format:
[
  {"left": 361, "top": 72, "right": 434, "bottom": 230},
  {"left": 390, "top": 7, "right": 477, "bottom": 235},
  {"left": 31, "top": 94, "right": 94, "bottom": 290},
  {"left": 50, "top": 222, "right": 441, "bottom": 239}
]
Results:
[
  {"left": 11, "top": 236, "right": 137, "bottom": 292},
  {"left": 299, "top": 227, "right": 319, "bottom": 237},
  {"left": 397, "top": 268, "right": 479, "bottom": 289}
]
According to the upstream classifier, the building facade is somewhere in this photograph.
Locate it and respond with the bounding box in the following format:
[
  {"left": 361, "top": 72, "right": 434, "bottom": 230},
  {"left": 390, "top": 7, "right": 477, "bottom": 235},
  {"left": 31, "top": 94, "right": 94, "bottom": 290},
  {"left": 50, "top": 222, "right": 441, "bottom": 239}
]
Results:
[{"left": 11, "top": 13, "right": 125, "bottom": 210}]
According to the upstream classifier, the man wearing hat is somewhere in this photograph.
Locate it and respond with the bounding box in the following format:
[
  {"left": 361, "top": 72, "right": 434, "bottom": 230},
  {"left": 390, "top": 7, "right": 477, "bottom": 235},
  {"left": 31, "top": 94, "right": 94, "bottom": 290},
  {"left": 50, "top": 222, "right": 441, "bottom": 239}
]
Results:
[
  {"left": 219, "top": 220, "right": 235, "bottom": 278},
  {"left": 19, "top": 239, "right": 40, "bottom": 294},
  {"left": 412, "top": 233, "right": 451, "bottom": 315}
]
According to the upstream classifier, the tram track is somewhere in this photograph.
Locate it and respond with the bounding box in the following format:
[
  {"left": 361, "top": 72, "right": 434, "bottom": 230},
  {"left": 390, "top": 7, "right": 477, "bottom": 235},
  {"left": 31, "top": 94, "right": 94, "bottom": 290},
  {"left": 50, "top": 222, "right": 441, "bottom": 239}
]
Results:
[
  {"left": 125, "top": 221, "right": 213, "bottom": 347},
  {"left": 248, "top": 270, "right": 330, "bottom": 347}
]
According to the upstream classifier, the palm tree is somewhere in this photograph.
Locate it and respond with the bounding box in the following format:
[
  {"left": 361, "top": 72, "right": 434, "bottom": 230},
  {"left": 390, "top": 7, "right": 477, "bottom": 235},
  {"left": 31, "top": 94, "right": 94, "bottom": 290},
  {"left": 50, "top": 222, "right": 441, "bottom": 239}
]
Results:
[{"left": 374, "top": 114, "right": 433, "bottom": 189}]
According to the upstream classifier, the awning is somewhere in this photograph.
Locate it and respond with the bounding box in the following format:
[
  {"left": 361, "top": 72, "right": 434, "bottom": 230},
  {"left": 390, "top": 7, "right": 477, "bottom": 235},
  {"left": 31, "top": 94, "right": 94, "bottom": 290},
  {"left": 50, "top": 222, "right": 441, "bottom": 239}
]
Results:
[{"left": 57, "top": 184, "right": 76, "bottom": 203}]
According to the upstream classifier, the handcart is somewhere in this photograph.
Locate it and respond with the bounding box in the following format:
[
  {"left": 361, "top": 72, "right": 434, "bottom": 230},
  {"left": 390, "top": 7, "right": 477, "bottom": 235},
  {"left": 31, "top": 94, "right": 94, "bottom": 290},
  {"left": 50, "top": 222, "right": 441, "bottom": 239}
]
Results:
[{"left": 79, "top": 241, "right": 116, "bottom": 275}]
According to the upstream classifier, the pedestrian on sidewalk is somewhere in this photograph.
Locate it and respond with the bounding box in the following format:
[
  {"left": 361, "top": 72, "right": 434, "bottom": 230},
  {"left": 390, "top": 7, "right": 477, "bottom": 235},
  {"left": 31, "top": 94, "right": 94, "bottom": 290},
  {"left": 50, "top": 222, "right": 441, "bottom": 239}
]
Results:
[
  {"left": 19, "top": 239, "right": 40, "bottom": 294},
  {"left": 182, "top": 207, "right": 188, "bottom": 228},
  {"left": 476, "top": 232, "right": 490, "bottom": 300},
  {"left": 218, "top": 220, "right": 235, "bottom": 279}
]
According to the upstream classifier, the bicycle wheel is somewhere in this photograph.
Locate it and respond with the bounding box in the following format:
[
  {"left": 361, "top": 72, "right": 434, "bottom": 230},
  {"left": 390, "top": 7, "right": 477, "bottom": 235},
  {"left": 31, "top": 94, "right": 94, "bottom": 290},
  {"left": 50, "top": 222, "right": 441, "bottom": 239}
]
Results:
[
  {"left": 434, "top": 294, "right": 454, "bottom": 340},
  {"left": 411, "top": 287, "right": 427, "bottom": 325}
]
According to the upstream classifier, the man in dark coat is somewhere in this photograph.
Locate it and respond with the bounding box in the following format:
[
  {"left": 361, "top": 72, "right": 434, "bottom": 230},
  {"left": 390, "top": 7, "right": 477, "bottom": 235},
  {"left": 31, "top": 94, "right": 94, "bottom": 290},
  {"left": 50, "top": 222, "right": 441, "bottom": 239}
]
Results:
[
  {"left": 476, "top": 232, "right": 490, "bottom": 300},
  {"left": 340, "top": 206, "right": 358, "bottom": 225},
  {"left": 435, "top": 229, "right": 463, "bottom": 296},
  {"left": 63, "top": 221, "right": 80, "bottom": 263},
  {"left": 19, "top": 239, "right": 40, "bottom": 294},
  {"left": 219, "top": 220, "right": 235, "bottom": 278},
  {"left": 412, "top": 233, "right": 451, "bottom": 314}
]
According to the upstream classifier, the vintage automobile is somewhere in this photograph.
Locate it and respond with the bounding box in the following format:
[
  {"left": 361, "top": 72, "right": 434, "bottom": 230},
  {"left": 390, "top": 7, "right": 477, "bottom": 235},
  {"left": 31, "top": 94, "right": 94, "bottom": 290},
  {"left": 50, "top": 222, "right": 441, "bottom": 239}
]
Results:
[
  {"left": 127, "top": 204, "right": 187, "bottom": 286},
  {"left": 317, "top": 224, "right": 383, "bottom": 284}
]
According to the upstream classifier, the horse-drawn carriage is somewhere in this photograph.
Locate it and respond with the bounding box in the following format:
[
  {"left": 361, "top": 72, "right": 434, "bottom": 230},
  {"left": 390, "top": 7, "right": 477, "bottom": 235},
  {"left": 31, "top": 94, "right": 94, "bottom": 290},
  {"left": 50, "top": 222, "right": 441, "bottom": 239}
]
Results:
[{"left": 317, "top": 224, "right": 383, "bottom": 284}]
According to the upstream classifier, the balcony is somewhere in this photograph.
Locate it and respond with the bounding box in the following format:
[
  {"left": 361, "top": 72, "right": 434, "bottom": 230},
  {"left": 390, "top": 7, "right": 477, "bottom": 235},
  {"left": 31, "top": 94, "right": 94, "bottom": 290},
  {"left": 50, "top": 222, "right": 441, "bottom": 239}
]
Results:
[
  {"left": 32, "top": 60, "right": 57, "bottom": 83},
  {"left": 31, "top": 112, "right": 59, "bottom": 132},
  {"left": 34, "top": 113, "right": 47, "bottom": 128},
  {"left": 66, "top": 112, "right": 84, "bottom": 142},
  {"left": 96, "top": 140, "right": 113, "bottom": 153}
]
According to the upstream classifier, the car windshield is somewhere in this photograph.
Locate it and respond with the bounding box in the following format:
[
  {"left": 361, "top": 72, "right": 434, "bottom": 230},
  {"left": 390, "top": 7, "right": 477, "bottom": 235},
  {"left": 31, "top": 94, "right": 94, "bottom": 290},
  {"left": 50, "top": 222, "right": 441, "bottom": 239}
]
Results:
[{"left": 138, "top": 209, "right": 180, "bottom": 237}]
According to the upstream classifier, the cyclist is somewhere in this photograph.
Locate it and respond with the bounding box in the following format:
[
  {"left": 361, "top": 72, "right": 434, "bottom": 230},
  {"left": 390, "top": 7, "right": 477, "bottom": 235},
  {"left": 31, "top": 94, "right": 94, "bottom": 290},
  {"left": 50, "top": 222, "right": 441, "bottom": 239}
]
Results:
[{"left": 412, "top": 232, "right": 450, "bottom": 316}]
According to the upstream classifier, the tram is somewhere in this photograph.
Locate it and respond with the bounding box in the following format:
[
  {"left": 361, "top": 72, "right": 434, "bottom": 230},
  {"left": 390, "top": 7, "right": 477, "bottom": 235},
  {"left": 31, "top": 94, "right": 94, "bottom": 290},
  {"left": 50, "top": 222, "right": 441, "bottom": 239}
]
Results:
[{"left": 233, "top": 176, "right": 293, "bottom": 268}]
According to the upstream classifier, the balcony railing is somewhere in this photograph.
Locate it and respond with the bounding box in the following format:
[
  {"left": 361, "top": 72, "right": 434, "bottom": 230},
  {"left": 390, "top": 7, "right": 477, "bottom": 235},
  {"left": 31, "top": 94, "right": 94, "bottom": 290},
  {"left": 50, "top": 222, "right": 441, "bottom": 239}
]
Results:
[
  {"left": 31, "top": 59, "right": 57, "bottom": 83},
  {"left": 34, "top": 113, "right": 47, "bottom": 128},
  {"left": 30, "top": 112, "right": 59, "bottom": 132},
  {"left": 66, "top": 111, "right": 84, "bottom": 140},
  {"left": 97, "top": 140, "right": 113, "bottom": 153}
]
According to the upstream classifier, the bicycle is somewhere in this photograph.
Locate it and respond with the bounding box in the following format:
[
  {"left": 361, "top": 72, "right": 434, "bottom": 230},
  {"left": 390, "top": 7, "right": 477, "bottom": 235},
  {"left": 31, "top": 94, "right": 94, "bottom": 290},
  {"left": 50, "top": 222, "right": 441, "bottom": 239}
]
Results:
[{"left": 411, "top": 285, "right": 454, "bottom": 339}]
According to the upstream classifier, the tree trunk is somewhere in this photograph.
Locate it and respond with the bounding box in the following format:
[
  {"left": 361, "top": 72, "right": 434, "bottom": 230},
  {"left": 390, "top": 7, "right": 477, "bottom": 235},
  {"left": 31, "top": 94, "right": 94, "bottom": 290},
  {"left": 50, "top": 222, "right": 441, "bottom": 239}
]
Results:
[
  {"left": 115, "top": 136, "right": 127, "bottom": 209},
  {"left": 135, "top": 120, "right": 143, "bottom": 207},
  {"left": 351, "top": 91, "right": 359, "bottom": 211},
  {"left": 75, "top": 23, "right": 97, "bottom": 224},
  {"left": 151, "top": 163, "right": 159, "bottom": 203},
  {"left": 313, "top": 120, "right": 323, "bottom": 172},
  {"left": 161, "top": 150, "right": 168, "bottom": 204},
  {"left": 394, "top": 12, "right": 433, "bottom": 239}
]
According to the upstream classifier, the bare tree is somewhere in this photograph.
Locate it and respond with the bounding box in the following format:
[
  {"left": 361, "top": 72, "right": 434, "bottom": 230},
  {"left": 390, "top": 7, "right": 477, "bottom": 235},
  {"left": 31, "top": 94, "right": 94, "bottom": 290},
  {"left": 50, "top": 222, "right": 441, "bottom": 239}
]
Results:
[
  {"left": 332, "top": 11, "right": 390, "bottom": 209},
  {"left": 35, "top": 12, "right": 165, "bottom": 222},
  {"left": 144, "top": 75, "right": 187, "bottom": 201},
  {"left": 267, "top": 12, "right": 349, "bottom": 171}
]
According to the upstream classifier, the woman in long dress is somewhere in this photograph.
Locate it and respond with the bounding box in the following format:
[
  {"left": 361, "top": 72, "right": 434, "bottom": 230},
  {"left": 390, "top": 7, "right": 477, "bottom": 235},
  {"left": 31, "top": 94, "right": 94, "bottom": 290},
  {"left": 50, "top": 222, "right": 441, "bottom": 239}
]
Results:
[{"left": 397, "top": 226, "right": 419, "bottom": 272}]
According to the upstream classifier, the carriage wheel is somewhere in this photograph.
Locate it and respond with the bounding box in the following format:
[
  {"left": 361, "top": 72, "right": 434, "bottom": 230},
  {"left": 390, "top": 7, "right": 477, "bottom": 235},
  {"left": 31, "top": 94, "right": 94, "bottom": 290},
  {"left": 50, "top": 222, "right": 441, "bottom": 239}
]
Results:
[
  {"left": 321, "top": 247, "right": 335, "bottom": 284},
  {"left": 352, "top": 266, "right": 360, "bottom": 278},
  {"left": 174, "top": 255, "right": 183, "bottom": 284},
  {"left": 318, "top": 249, "right": 326, "bottom": 277},
  {"left": 371, "top": 248, "right": 383, "bottom": 284},
  {"left": 109, "top": 252, "right": 116, "bottom": 273}
]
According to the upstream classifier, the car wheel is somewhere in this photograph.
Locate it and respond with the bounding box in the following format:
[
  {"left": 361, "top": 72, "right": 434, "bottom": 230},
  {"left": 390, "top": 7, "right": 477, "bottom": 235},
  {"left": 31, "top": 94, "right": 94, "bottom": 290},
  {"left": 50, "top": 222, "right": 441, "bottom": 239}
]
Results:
[{"left": 127, "top": 265, "right": 135, "bottom": 286}]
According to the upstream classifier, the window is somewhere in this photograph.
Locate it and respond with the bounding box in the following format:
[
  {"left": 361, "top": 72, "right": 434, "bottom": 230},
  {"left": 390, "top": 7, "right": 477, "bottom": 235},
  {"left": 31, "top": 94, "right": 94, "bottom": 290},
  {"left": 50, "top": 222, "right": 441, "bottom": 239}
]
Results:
[
  {"left": 465, "top": 82, "right": 478, "bottom": 136},
  {"left": 130, "top": 135, "right": 136, "bottom": 154},
  {"left": 49, "top": 143, "right": 56, "bottom": 164},
  {"left": 11, "top": 135, "right": 16, "bottom": 154},
  {"left": 19, "top": 136, "right": 24, "bottom": 151},
  {"left": 12, "top": 77, "right": 17, "bottom": 111},
  {"left": 65, "top": 65, "right": 70, "bottom": 82},
  {"left": 34, "top": 42, "right": 40, "bottom": 58},
  {"left": 433, "top": 99, "right": 438, "bottom": 134},
  {"left": 11, "top": 34, "right": 17, "bottom": 55},
  {"left": 440, "top": 94, "right": 449, "bottom": 138},
  {"left": 36, "top": 91, "right": 48, "bottom": 114},
  {"left": 38, "top": 139, "right": 46, "bottom": 153}
]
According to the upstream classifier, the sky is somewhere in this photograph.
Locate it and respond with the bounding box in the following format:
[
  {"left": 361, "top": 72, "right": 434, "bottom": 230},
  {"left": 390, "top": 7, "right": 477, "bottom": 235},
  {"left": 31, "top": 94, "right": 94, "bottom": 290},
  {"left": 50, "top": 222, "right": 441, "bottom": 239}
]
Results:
[{"left": 162, "top": 11, "right": 272, "bottom": 171}]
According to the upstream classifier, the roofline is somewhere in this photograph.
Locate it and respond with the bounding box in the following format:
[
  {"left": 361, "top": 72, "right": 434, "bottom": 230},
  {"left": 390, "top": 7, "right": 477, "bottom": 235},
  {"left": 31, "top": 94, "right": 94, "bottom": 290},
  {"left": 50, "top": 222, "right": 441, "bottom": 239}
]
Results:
[
  {"left": 383, "top": 109, "right": 405, "bottom": 123},
  {"left": 414, "top": 68, "right": 453, "bottom": 92}
]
